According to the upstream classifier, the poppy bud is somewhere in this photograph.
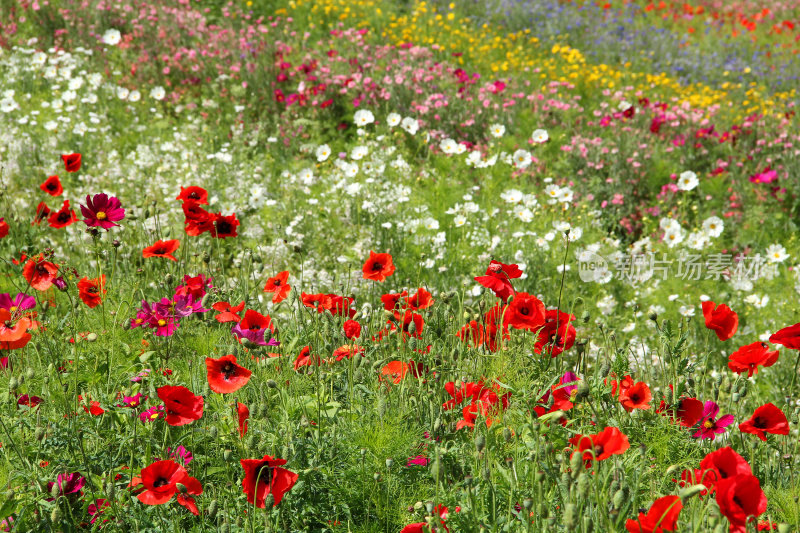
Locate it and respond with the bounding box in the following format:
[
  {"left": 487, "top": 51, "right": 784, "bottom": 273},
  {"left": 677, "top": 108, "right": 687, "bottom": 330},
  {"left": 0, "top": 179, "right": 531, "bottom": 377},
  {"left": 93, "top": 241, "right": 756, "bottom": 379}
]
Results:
[
  {"left": 433, "top": 417, "right": 442, "bottom": 432},
  {"left": 575, "top": 380, "right": 590, "bottom": 400},
  {"left": 25, "top": 367, "right": 34, "bottom": 381},
  {"left": 474, "top": 434, "right": 486, "bottom": 453},
  {"left": 264, "top": 493, "right": 275, "bottom": 508},
  {"left": 105, "top": 481, "right": 115, "bottom": 499},
  {"left": 407, "top": 321, "right": 417, "bottom": 335},
  {"left": 739, "top": 381, "right": 748, "bottom": 398},
  {"left": 41, "top": 301, "right": 50, "bottom": 312},
  {"left": 712, "top": 385, "right": 720, "bottom": 401},
  {"left": 612, "top": 488, "right": 627, "bottom": 509},
  {"left": 577, "top": 473, "right": 591, "bottom": 497},
  {"left": 599, "top": 362, "right": 611, "bottom": 377},
  {"left": 223, "top": 449, "right": 232, "bottom": 461},
  {"left": 86, "top": 332, "right": 98, "bottom": 342},
  {"left": 373, "top": 472, "right": 381, "bottom": 482},
  {"left": 679, "top": 483, "right": 707, "bottom": 501},
  {"left": 50, "top": 483, "right": 61, "bottom": 499},
  {"left": 176, "top": 482, "right": 187, "bottom": 494},
  {"left": 648, "top": 311, "right": 658, "bottom": 322},
  {"left": 208, "top": 500, "right": 218, "bottom": 519},
  {"left": 580, "top": 311, "right": 590, "bottom": 323},
  {"left": 51, "top": 507, "right": 61, "bottom": 523},
  {"left": 414, "top": 501, "right": 424, "bottom": 511},
  {"left": 523, "top": 498, "right": 533, "bottom": 510},
  {"left": 561, "top": 471, "right": 571, "bottom": 489},
  {"left": 246, "top": 435, "right": 256, "bottom": 449},
  {"left": 209, "top": 426, "right": 218, "bottom": 438},
  {"left": 563, "top": 504, "right": 577, "bottom": 528},
  {"left": 503, "top": 428, "right": 512, "bottom": 442},
  {"left": 35, "top": 427, "right": 46, "bottom": 441},
  {"left": 732, "top": 393, "right": 741, "bottom": 403},
  {"left": 165, "top": 274, "right": 173, "bottom": 285},
  {"left": 425, "top": 501, "right": 435, "bottom": 514},
  {"left": 266, "top": 379, "right": 278, "bottom": 389},
  {"left": 378, "top": 396, "right": 386, "bottom": 417},
  {"left": 569, "top": 452, "right": 583, "bottom": 475},
  {"left": 8, "top": 377, "right": 17, "bottom": 392},
  {"left": 219, "top": 522, "right": 230, "bottom": 533}
]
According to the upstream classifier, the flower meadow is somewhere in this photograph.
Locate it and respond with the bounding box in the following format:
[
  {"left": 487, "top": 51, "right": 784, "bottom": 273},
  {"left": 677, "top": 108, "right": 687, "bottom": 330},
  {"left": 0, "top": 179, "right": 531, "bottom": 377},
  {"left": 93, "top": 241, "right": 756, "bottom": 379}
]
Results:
[{"left": 1, "top": 0, "right": 800, "bottom": 531}]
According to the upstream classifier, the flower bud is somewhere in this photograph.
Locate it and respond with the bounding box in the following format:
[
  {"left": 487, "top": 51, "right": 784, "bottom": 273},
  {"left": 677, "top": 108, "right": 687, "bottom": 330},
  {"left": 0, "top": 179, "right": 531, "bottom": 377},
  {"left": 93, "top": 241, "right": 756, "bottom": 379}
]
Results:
[
  {"left": 51, "top": 507, "right": 61, "bottom": 523},
  {"left": 208, "top": 499, "right": 218, "bottom": 519},
  {"left": 176, "top": 483, "right": 187, "bottom": 494},
  {"left": 563, "top": 504, "right": 577, "bottom": 529},
  {"left": 474, "top": 434, "right": 486, "bottom": 453}
]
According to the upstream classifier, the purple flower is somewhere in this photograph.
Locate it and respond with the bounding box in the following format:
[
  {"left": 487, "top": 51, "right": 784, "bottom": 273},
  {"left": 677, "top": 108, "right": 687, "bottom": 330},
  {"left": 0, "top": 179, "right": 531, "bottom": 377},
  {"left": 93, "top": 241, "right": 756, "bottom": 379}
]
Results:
[
  {"left": 47, "top": 472, "right": 86, "bottom": 501},
  {"left": 0, "top": 293, "right": 36, "bottom": 315},
  {"left": 80, "top": 193, "right": 125, "bottom": 229},
  {"left": 692, "top": 401, "right": 734, "bottom": 440},
  {"left": 231, "top": 322, "right": 267, "bottom": 346}
]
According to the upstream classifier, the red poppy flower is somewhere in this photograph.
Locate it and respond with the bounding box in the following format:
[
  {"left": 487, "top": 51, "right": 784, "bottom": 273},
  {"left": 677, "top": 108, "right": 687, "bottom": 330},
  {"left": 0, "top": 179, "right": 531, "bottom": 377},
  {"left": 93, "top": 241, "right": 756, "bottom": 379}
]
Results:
[
  {"left": 0, "top": 218, "right": 8, "bottom": 238},
  {"left": 48, "top": 200, "right": 79, "bottom": 229},
  {"left": 625, "top": 495, "right": 682, "bottom": 533},
  {"left": 205, "top": 354, "right": 252, "bottom": 394},
  {"left": 343, "top": 319, "right": 361, "bottom": 339},
  {"left": 83, "top": 400, "right": 105, "bottom": 416},
  {"left": 143, "top": 239, "right": 180, "bottom": 262},
  {"left": 332, "top": 344, "right": 364, "bottom": 361},
  {"left": 380, "top": 361, "right": 410, "bottom": 384},
  {"left": 157, "top": 385, "right": 204, "bottom": 426},
  {"left": 768, "top": 322, "right": 800, "bottom": 349},
  {"left": 237, "top": 402, "right": 249, "bottom": 439},
  {"left": 211, "top": 213, "right": 239, "bottom": 238},
  {"left": 406, "top": 288, "right": 434, "bottom": 311},
  {"left": 176, "top": 186, "right": 209, "bottom": 205},
  {"left": 23, "top": 255, "right": 59, "bottom": 291},
  {"left": 212, "top": 301, "right": 245, "bottom": 323},
  {"left": 739, "top": 403, "right": 789, "bottom": 442},
  {"left": 701, "top": 301, "right": 738, "bottom": 341},
  {"left": 0, "top": 309, "right": 32, "bottom": 350},
  {"left": 132, "top": 460, "right": 202, "bottom": 511},
  {"left": 456, "top": 320, "right": 485, "bottom": 348},
  {"left": 443, "top": 381, "right": 486, "bottom": 410},
  {"left": 698, "top": 447, "right": 752, "bottom": 491},
  {"left": 33, "top": 201, "right": 51, "bottom": 225},
  {"left": 182, "top": 202, "right": 215, "bottom": 236},
  {"left": 534, "top": 309, "right": 576, "bottom": 357},
  {"left": 263, "top": 271, "right": 291, "bottom": 304},
  {"left": 399, "top": 310, "right": 424, "bottom": 339},
  {"left": 619, "top": 381, "right": 652, "bottom": 412},
  {"left": 40, "top": 175, "right": 63, "bottom": 197},
  {"left": 658, "top": 395, "right": 704, "bottom": 427},
  {"left": 240, "top": 455, "right": 298, "bottom": 508},
  {"left": 715, "top": 474, "right": 767, "bottom": 530},
  {"left": 80, "top": 193, "right": 125, "bottom": 229},
  {"left": 362, "top": 251, "right": 395, "bottom": 282},
  {"left": 474, "top": 260, "right": 522, "bottom": 301},
  {"left": 293, "top": 346, "right": 322, "bottom": 371},
  {"left": 17, "top": 394, "right": 43, "bottom": 408},
  {"left": 505, "top": 292, "right": 545, "bottom": 331},
  {"left": 727, "top": 342, "right": 779, "bottom": 377},
  {"left": 381, "top": 291, "right": 408, "bottom": 311},
  {"left": 569, "top": 426, "right": 630, "bottom": 468},
  {"left": 301, "top": 292, "right": 334, "bottom": 313},
  {"left": 77, "top": 276, "right": 106, "bottom": 308},
  {"left": 61, "top": 153, "right": 81, "bottom": 173}
]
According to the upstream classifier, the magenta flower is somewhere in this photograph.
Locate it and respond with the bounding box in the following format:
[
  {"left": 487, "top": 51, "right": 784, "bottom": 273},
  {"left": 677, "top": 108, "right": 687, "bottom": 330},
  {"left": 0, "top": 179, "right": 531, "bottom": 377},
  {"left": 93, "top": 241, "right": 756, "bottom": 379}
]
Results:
[
  {"left": 749, "top": 167, "right": 778, "bottom": 184},
  {"left": 88, "top": 499, "right": 111, "bottom": 525},
  {"left": 80, "top": 193, "right": 125, "bottom": 229},
  {"left": 118, "top": 393, "right": 147, "bottom": 408},
  {"left": 148, "top": 313, "right": 178, "bottom": 337},
  {"left": 47, "top": 472, "right": 86, "bottom": 501},
  {"left": 692, "top": 401, "right": 734, "bottom": 440},
  {"left": 406, "top": 455, "right": 429, "bottom": 467},
  {"left": 168, "top": 445, "right": 193, "bottom": 466},
  {"left": 139, "top": 404, "right": 165, "bottom": 423},
  {"left": 0, "top": 293, "right": 36, "bottom": 315}
]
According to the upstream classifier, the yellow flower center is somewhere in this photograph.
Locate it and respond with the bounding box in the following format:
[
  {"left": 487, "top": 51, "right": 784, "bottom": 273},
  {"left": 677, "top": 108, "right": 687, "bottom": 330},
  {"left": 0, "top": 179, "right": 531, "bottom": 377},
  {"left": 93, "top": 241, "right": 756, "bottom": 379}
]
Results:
[
  {"left": 157, "top": 319, "right": 167, "bottom": 327},
  {"left": 96, "top": 211, "right": 107, "bottom": 220},
  {"left": 9, "top": 306, "right": 16, "bottom": 312},
  {"left": 704, "top": 420, "right": 713, "bottom": 429}
]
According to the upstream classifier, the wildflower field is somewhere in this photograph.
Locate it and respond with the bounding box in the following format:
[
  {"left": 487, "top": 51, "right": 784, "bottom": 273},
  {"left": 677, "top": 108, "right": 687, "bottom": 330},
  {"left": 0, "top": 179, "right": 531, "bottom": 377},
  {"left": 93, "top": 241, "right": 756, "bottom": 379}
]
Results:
[{"left": 1, "top": 0, "right": 800, "bottom": 530}]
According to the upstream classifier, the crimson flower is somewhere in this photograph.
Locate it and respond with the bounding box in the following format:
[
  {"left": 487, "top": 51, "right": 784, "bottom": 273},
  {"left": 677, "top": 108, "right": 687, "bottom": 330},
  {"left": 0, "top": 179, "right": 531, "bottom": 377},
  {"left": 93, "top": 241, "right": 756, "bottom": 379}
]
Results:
[
  {"left": 698, "top": 446, "right": 752, "bottom": 491},
  {"left": 77, "top": 276, "right": 106, "bottom": 308},
  {"left": 80, "top": 193, "right": 125, "bottom": 229},
  {"left": 231, "top": 309, "right": 275, "bottom": 346},
  {"left": 769, "top": 322, "right": 800, "bottom": 349},
  {"left": 474, "top": 260, "right": 522, "bottom": 301},
  {"left": 48, "top": 200, "right": 79, "bottom": 229},
  {"left": 727, "top": 342, "right": 779, "bottom": 377},
  {"left": 131, "top": 460, "right": 202, "bottom": 514},
  {"left": 176, "top": 186, "right": 208, "bottom": 205},
  {"left": 143, "top": 239, "right": 180, "bottom": 262},
  {"left": 619, "top": 381, "right": 652, "bottom": 412},
  {"left": 22, "top": 254, "right": 59, "bottom": 291},
  {"left": 0, "top": 218, "right": 7, "bottom": 238},
  {"left": 212, "top": 301, "right": 245, "bottom": 323},
  {"left": 534, "top": 309, "right": 576, "bottom": 357},
  {"left": 626, "top": 495, "right": 682, "bottom": 533},
  {"left": 362, "top": 251, "right": 396, "bottom": 282},
  {"left": 61, "top": 153, "right": 81, "bottom": 172},
  {"left": 739, "top": 403, "right": 789, "bottom": 442},
  {"left": 205, "top": 354, "right": 252, "bottom": 394},
  {"left": 343, "top": 319, "right": 361, "bottom": 339},
  {"left": 40, "top": 175, "right": 63, "bottom": 196},
  {"left": 716, "top": 474, "right": 767, "bottom": 532},
  {"left": 263, "top": 271, "right": 291, "bottom": 304},
  {"left": 505, "top": 292, "right": 545, "bottom": 332},
  {"left": 237, "top": 402, "right": 249, "bottom": 439},
  {"left": 569, "top": 426, "right": 630, "bottom": 468},
  {"left": 157, "top": 385, "right": 204, "bottom": 426},
  {"left": 240, "top": 455, "right": 298, "bottom": 508},
  {"left": 701, "top": 301, "right": 738, "bottom": 341},
  {"left": 211, "top": 213, "right": 240, "bottom": 238}
]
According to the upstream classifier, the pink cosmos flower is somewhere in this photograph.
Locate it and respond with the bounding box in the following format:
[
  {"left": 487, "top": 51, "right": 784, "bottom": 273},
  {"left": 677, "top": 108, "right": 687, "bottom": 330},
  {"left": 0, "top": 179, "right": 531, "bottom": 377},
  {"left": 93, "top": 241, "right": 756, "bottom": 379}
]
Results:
[
  {"left": 406, "top": 455, "right": 429, "bottom": 467},
  {"left": 0, "top": 293, "right": 36, "bottom": 315},
  {"left": 139, "top": 405, "right": 165, "bottom": 423},
  {"left": 692, "top": 401, "right": 734, "bottom": 440},
  {"left": 80, "top": 193, "right": 125, "bottom": 229}
]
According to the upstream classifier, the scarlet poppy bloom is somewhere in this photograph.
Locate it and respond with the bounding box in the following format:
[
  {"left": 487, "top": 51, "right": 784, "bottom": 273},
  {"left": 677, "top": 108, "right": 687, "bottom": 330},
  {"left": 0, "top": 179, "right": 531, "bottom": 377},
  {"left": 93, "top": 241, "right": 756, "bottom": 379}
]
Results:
[
  {"left": 739, "top": 403, "right": 789, "bottom": 442},
  {"left": 619, "top": 381, "right": 652, "bottom": 412},
  {"left": 212, "top": 301, "right": 245, "bottom": 323},
  {"left": 240, "top": 455, "right": 298, "bottom": 508},
  {"left": 263, "top": 271, "right": 291, "bottom": 304},
  {"left": 381, "top": 291, "right": 408, "bottom": 311},
  {"left": 48, "top": 200, "right": 79, "bottom": 229},
  {"left": 80, "top": 193, "right": 125, "bottom": 229},
  {"left": 174, "top": 274, "right": 212, "bottom": 301},
  {"left": 33, "top": 202, "right": 51, "bottom": 225},
  {"left": 77, "top": 276, "right": 106, "bottom": 308},
  {"left": 505, "top": 292, "right": 545, "bottom": 331},
  {"left": 211, "top": 213, "right": 240, "bottom": 238},
  {"left": 701, "top": 301, "right": 738, "bottom": 341},
  {"left": 0, "top": 309, "right": 32, "bottom": 351},
  {"left": 61, "top": 153, "right": 81, "bottom": 172},
  {"left": 474, "top": 260, "right": 522, "bottom": 301},
  {"left": 715, "top": 474, "right": 767, "bottom": 531},
  {"left": 362, "top": 251, "right": 396, "bottom": 282},
  {"left": 157, "top": 385, "right": 204, "bottom": 426},
  {"left": 131, "top": 460, "right": 202, "bottom": 513},
  {"left": 534, "top": 309, "right": 576, "bottom": 357},
  {"left": 443, "top": 381, "right": 486, "bottom": 410},
  {"left": 343, "top": 319, "right": 361, "bottom": 339},
  {"left": 17, "top": 394, "right": 43, "bottom": 408},
  {"left": 658, "top": 394, "right": 704, "bottom": 428},
  {"left": 176, "top": 186, "right": 209, "bottom": 205},
  {"left": 83, "top": 400, "right": 105, "bottom": 416},
  {"left": 23, "top": 255, "right": 59, "bottom": 291},
  {"left": 293, "top": 346, "right": 322, "bottom": 371},
  {"left": 569, "top": 426, "right": 630, "bottom": 468},
  {"left": 768, "top": 322, "right": 800, "bottom": 349},
  {"left": 40, "top": 175, "right": 63, "bottom": 196},
  {"left": 0, "top": 218, "right": 7, "bottom": 238},
  {"left": 332, "top": 344, "right": 365, "bottom": 361},
  {"left": 698, "top": 446, "right": 752, "bottom": 491},
  {"left": 406, "top": 288, "right": 434, "bottom": 311},
  {"left": 607, "top": 374, "right": 634, "bottom": 397},
  {"left": 143, "top": 239, "right": 180, "bottom": 262},
  {"left": 182, "top": 202, "right": 215, "bottom": 236},
  {"left": 301, "top": 292, "right": 334, "bottom": 313},
  {"left": 456, "top": 320, "right": 485, "bottom": 348},
  {"left": 625, "top": 495, "right": 682, "bottom": 533},
  {"left": 380, "top": 360, "right": 410, "bottom": 384},
  {"left": 727, "top": 342, "right": 779, "bottom": 377},
  {"left": 237, "top": 402, "right": 249, "bottom": 439},
  {"left": 205, "top": 354, "right": 252, "bottom": 394}
]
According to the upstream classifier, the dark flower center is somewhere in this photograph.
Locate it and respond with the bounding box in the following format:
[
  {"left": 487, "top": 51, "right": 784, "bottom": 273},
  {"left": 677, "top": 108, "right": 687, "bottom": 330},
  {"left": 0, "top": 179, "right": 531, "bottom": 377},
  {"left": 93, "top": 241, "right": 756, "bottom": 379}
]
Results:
[
  {"left": 217, "top": 220, "right": 232, "bottom": 234},
  {"left": 153, "top": 477, "right": 169, "bottom": 488},
  {"left": 155, "top": 247, "right": 167, "bottom": 254},
  {"left": 593, "top": 444, "right": 604, "bottom": 456},
  {"left": 189, "top": 192, "right": 200, "bottom": 199},
  {"left": 222, "top": 363, "right": 236, "bottom": 379},
  {"left": 372, "top": 262, "right": 383, "bottom": 272},
  {"left": 57, "top": 211, "right": 71, "bottom": 223},
  {"left": 254, "top": 463, "right": 274, "bottom": 486},
  {"left": 753, "top": 417, "right": 767, "bottom": 429}
]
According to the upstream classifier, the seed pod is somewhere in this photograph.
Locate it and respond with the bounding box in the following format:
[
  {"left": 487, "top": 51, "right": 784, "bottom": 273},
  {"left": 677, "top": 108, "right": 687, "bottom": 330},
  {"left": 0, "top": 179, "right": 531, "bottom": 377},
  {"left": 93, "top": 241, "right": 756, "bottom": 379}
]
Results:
[
  {"left": 612, "top": 488, "right": 626, "bottom": 509},
  {"left": 575, "top": 380, "right": 590, "bottom": 400},
  {"left": 209, "top": 426, "right": 218, "bottom": 439},
  {"left": 577, "top": 473, "right": 591, "bottom": 497},
  {"left": 25, "top": 368, "right": 35, "bottom": 380},
  {"left": 385, "top": 458, "right": 394, "bottom": 469},
  {"left": 51, "top": 507, "right": 61, "bottom": 523},
  {"left": 563, "top": 504, "right": 577, "bottom": 529},
  {"left": 266, "top": 379, "right": 278, "bottom": 389},
  {"left": 474, "top": 434, "right": 486, "bottom": 453},
  {"left": 35, "top": 427, "right": 46, "bottom": 441},
  {"left": 207, "top": 500, "right": 218, "bottom": 520},
  {"left": 569, "top": 452, "right": 583, "bottom": 475}
]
